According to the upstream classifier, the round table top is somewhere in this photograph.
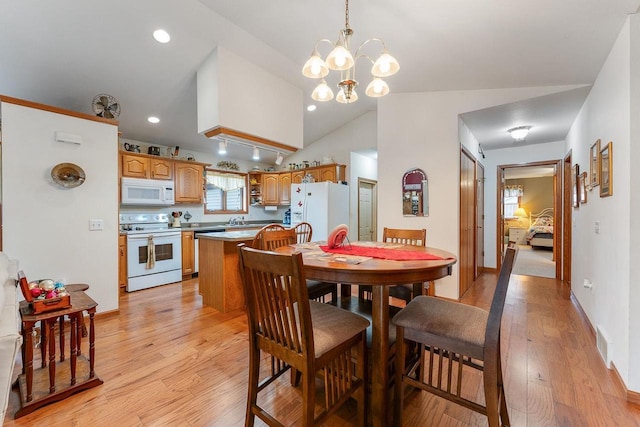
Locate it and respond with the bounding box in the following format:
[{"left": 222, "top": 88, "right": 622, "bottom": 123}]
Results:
[{"left": 275, "top": 242, "right": 457, "bottom": 285}]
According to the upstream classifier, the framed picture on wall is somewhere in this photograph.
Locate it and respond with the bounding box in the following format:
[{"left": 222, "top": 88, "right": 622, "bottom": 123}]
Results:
[
  {"left": 599, "top": 141, "right": 613, "bottom": 197},
  {"left": 572, "top": 163, "right": 580, "bottom": 208},
  {"left": 589, "top": 139, "right": 601, "bottom": 189},
  {"left": 580, "top": 171, "right": 588, "bottom": 204}
]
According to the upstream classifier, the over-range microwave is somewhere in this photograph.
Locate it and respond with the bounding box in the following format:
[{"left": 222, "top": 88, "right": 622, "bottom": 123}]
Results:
[{"left": 121, "top": 177, "right": 175, "bottom": 206}]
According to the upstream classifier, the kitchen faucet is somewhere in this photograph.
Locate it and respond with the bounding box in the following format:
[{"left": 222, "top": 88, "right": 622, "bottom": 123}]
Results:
[{"left": 229, "top": 216, "right": 245, "bottom": 225}]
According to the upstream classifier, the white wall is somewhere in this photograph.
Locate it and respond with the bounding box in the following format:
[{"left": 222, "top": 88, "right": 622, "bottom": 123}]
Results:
[
  {"left": 2, "top": 101, "right": 119, "bottom": 313},
  {"left": 349, "top": 152, "right": 378, "bottom": 240},
  {"left": 197, "top": 46, "right": 303, "bottom": 149},
  {"left": 284, "top": 111, "right": 378, "bottom": 237},
  {"left": 565, "top": 16, "right": 634, "bottom": 389},
  {"left": 481, "top": 140, "right": 565, "bottom": 268},
  {"left": 378, "top": 86, "right": 582, "bottom": 299}
]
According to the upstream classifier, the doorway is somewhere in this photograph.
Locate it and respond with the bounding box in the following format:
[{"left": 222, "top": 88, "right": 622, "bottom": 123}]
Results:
[
  {"left": 496, "top": 160, "right": 562, "bottom": 279},
  {"left": 357, "top": 178, "right": 377, "bottom": 241}
]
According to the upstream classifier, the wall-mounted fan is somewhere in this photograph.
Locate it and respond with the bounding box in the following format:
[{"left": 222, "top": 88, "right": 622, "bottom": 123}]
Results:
[{"left": 92, "top": 94, "right": 121, "bottom": 119}]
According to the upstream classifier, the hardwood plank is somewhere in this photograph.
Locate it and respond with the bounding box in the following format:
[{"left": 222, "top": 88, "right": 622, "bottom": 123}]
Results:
[{"left": 5, "top": 274, "right": 640, "bottom": 426}]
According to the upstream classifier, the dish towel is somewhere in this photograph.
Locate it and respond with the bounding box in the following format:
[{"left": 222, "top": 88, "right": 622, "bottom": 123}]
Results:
[{"left": 146, "top": 236, "right": 156, "bottom": 269}]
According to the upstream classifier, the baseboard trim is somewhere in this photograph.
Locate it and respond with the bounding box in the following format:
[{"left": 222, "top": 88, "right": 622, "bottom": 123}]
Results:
[
  {"left": 481, "top": 267, "right": 498, "bottom": 274},
  {"left": 571, "top": 292, "right": 640, "bottom": 404}
]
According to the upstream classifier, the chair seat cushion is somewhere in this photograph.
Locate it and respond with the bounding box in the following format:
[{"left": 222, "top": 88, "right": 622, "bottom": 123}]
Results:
[
  {"left": 392, "top": 296, "right": 488, "bottom": 357},
  {"left": 309, "top": 301, "right": 369, "bottom": 358}
]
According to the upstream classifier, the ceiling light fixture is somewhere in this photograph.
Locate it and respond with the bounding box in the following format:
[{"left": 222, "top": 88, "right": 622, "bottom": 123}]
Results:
[
  {"left": 275, "top": 152, "right": 284, "bottom": 165},
  {"left": 147, "top": 116, "right": 160, "bottom": 124},
  {"left": 252, "top": 147, "right": 260, "bottom": 160},
  {"left": 153, "top": 29, "right": 171, "bottom": 44},
  {"left": 307, "top": 105, "right": 317, "bottom": 112},
  {"left": 218, "top": 140, "right": 227, "bottom": 155},
  {"left": 508, "top": 126, "right": 531, "bottom": 141},
  {"left": 302, "top": 0, "right": 399, "bottom": 104}
]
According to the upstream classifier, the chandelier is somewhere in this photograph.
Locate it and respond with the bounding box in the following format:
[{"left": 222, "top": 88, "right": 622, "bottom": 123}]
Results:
[{"left": 301, "top": 0, "right": 399, "bottom": 104}]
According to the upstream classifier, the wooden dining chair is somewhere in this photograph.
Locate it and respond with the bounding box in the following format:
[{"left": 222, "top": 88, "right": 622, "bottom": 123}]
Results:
[
  {"left": 392, "top": 243, "right": 518, "bottom": 427},
  {"left": 359, "top": 227, "right": 428, "bottom": 304},
  {"left": 293, "top": 221, "right": 313, "bottom": 243},
  {"left": 250, "top": 223, "right": 286, "bottom": 250},
  {"left": 238, "top": 244, "right": 369, "bottom": 426},
  {"left": 260, "top": 227, "right": 338, "bottom": 304}
]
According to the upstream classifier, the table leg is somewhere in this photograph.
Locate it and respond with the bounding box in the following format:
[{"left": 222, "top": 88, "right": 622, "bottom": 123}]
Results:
[
  {"left": 48, "top": 319, "right": 56, "bottom": 393},
  {"left": 371, "top": 285, "right": 390, "bottom": 427},
  {"left": 76, "top": 313, "right": 83, "bottom": 356},
  {"left": 70, "top": 314, "right": 77, "bottom": 386},
  {"left": 88, "top": 310, "right": 96, "bottom": 378},
  {"left": 40, "top": 320, "right": 47, "bottom": 368},
  {"left": 23, "top": 321, "right": 34, "bottom": 402},
  {"left": 59, "top": 315, "right": 65, "bottom": 362}
]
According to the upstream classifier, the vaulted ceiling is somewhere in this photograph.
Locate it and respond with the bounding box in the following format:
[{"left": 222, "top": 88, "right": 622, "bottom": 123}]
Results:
[{"left": 1, "top": 0, "right": 638, "bottom": 162}]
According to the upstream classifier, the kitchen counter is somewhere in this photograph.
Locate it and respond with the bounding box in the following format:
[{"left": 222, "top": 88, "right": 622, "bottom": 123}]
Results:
[
  {"left": 197, "top": 230, "right": 258, "bottom": 313},
  {"left": 175, "top": 222, "right": 281, "bottom": 233},
  {"left": 197, "top": 230, "right": 259, "bottom": 241}
]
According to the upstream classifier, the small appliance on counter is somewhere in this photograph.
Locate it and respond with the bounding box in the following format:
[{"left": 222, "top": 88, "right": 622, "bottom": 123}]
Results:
[{"left": 283, "top": 208, "right": 291, "bottom": 225}]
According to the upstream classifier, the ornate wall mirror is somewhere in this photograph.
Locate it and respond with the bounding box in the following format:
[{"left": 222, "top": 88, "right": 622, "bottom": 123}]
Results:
[{"left": 402, "top": 168, "right": 429, "bottom": 216}]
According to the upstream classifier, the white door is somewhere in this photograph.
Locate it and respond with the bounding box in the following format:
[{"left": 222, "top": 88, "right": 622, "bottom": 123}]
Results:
[{"left": 358, "top": 179, "right": 376, "bottom": 241}]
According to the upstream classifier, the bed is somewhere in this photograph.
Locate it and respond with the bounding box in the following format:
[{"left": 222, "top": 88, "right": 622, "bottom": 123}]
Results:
[{"left": 526, "top": 208, "right": 554, "bottom": 249}]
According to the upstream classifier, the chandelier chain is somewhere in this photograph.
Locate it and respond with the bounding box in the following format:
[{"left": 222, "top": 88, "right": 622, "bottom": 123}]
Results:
[{"left": 345, "top": 0, "right": 350, "bottom": 29}]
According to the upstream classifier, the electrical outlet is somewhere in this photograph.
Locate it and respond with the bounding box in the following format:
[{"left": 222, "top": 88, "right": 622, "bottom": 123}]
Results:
[{"left": 89, "top": 219, "right": 104, "bottom": 231}]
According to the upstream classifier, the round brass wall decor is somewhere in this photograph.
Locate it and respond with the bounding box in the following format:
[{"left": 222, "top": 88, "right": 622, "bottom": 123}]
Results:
[{"left": 51, "top": 163, "right": 86, "bottom": 188}]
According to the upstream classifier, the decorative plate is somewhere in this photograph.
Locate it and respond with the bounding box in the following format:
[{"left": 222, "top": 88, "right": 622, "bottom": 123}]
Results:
[
  {"left": 327, "top": 224, "right": 349, "bottom": 249},
  {"left": 51, "top": 163, "right": 86, "bottom": 188}
]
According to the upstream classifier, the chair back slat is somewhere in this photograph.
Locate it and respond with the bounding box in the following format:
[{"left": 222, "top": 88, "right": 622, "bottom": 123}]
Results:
[
  {"left": 293, "top": 222, "right": 313, "bottom": 243},
  {"left": 239, "top": 245, "right": 312, "bottom": 357},
  {"left": 383, "top": 227, "right": 427, "bottom": 247},
  {"left": 261, "top": 229, "right": 297, "bottom": 251},
  {"left": 484, "top": 243, "right": 518, "bottom": 348},
  {"left": 250, "top": 223, "right": 286, "bottom": 249}
]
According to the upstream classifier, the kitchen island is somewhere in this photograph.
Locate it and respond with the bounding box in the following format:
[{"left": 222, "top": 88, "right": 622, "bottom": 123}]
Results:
[{"left": 197, "top": 230, "right": 259, "bottom": 313}]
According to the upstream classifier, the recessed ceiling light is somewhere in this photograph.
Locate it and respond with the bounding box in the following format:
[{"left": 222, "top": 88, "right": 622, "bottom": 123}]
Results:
[
  {"left": 153, "top": 29, "right": 171, "bottom": 44},
  {"left": 147, "top": 116, "right": 160, "bottom": 124},
  {"left": 307, "top": 105, "right": 317, "bottom": 112}
]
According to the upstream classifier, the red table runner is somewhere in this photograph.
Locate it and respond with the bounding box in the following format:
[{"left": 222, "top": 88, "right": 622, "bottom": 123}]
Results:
[{"left": 319, "top": 244, "right": 451, "bottom": 261}]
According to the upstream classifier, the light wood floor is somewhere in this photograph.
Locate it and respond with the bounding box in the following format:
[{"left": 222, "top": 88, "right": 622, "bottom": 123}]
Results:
[{"left": 5, "top": 273, "right": 640, "bottom": 426}]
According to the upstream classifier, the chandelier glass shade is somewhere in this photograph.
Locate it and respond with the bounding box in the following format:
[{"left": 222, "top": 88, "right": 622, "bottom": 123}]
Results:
[{"left": 302, "top": 0, "right": 399, "bottom": 104}]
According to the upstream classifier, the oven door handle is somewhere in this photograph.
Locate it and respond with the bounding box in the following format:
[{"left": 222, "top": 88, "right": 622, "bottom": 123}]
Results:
[{"left": 127, "top": 231, "right": 181, "bottom": 241}]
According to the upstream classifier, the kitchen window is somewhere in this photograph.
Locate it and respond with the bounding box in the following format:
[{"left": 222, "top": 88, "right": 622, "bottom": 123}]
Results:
[{"left": 204, "top": 169, "right": 248, "bottom": 214}]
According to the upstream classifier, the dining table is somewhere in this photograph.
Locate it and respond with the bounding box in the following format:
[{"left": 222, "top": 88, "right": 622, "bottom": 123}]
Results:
[{"left": 275, "top": 241, "right": 457, "bottom": 426}]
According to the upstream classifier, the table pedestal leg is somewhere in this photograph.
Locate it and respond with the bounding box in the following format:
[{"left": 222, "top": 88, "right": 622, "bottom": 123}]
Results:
[{"left": 371, "top": 285, "right": 390, "bottom": 427}]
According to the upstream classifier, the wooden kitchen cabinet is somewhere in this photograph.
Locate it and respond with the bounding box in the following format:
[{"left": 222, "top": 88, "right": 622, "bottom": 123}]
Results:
[
  {"left": 278, "top": 172, "right": 291, "bottom": 204},
  {"left": 181, "top": 231, "right": 195, "bottom": 276},
  {"left": 118, "top": 234, "right": 127, "bottom": 288},
  {"left": 262, "top": 173, "right": 279, "bottom": 205},
  {"left": 174, "top": 161, "right": 205, "bottom": 203},
  {"left": 149, "top": 158, "right": 173, "bottom": 179},
  {"left": 121, "top": 153, "right": 173, "bottom": 180},
  {"left": 290, "top": 164, "right": 345, "bottom": 184}
]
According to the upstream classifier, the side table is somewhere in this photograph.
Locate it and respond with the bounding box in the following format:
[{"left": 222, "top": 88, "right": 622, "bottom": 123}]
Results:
[{"left": 14, "top": 290, "right": 103, "bottom": 418}]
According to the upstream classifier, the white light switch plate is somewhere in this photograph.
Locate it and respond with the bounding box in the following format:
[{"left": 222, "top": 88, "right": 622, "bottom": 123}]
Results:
[{"left": 89, "top": 219, "right": 104, "bottom": 231}]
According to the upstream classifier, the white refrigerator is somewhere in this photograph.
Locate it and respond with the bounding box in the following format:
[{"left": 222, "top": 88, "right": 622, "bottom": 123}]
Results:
[{"left": 290, "top": 181, "right": 349, "bottom": 242}]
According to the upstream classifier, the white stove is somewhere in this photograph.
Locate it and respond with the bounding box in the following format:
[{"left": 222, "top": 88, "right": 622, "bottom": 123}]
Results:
[{"left": 119, "top": 213, "right": 182, "bottom": 292}]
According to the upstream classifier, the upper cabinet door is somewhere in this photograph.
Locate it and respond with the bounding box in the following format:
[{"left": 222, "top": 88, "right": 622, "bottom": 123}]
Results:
[
  {"left": 278, "top": 173, "right": 292, "bottom": 204},
  {"left": 149, "top": 158, "right": 173, "bottom": 180},
  {"left": 121, "top": 154, "right": 149, "bottom": 178},
  {"left": 175, "top": 162, "right": 204, "bottom": 203}
]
